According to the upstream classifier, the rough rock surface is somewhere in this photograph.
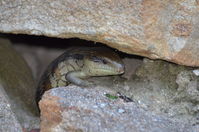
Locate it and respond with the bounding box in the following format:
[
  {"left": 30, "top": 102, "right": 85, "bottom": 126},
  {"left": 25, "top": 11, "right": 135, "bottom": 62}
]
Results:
[
  {"left": 0, "top": 85, "right": 23, "bottom": 132},
  {"left": 40, "top": 86, "right": 196, "bottom": 132},
  {"left": 1, "top": 0, "right": 199, "bottom": 66},
  {"left": 0, "top": 38, "right": 39, "bottom": 130}
]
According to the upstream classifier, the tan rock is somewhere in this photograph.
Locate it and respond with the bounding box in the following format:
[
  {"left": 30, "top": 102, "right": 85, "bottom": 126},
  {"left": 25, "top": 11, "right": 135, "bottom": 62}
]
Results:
[{"left": 0, "top": 0, "right": 199, "bottom": 66}]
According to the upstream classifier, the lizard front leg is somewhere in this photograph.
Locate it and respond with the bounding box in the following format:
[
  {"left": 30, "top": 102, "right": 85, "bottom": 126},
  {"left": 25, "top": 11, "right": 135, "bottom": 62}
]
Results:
[{"left": 65, "top": 71, "right": 92, "bottom": 87}]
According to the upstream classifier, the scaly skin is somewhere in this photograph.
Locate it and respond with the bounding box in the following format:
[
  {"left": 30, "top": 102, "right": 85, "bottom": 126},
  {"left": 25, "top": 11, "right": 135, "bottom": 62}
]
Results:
[{"left": 36, "top": 47, "right": 124, "bottom": 104}]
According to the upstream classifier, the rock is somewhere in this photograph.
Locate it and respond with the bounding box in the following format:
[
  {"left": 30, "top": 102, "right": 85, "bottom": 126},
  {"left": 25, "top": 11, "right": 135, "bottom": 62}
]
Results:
[
  {"left": 122, "top": 57, "right": 143, "bottom": 80},
  {"left": 0, "top": 0, "right": 199, "bottom": 66},
  {"left": 0, "top": 85, "right": 23, "bottom": 132},
  {"left": 176, "top": 71, "right": 199, "bottom": 103},
  {"left": 14, "top": 44, "right": 41, "bottom": 80},
  {"left": 29, "top": 128, "right": 40, "bottom": 132},
  {"left": 39, "top": 86, "right": 195, "bottom": 132},
  {"left": 132, "top": 59, "right": 199, "bottom": 120},
  {"left": 0, "top": 38, "right": 39, "bottom": 129},
  {"left": 172, "top": 70, "right": 199, "bottom": 117},
  {"left": 14, "top": 44, "right": 64, "bottom": 81}
]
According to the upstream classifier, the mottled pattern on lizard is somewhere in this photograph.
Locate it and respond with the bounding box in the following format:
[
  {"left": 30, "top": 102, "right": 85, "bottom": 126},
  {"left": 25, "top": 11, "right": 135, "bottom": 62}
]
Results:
[{"left": 36, "top": 47, "right": 124, "bottom": 104}]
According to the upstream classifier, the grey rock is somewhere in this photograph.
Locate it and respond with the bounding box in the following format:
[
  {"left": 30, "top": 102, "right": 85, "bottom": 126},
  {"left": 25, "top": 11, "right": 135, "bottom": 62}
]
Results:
[
  {"left": 0, "top": 38, "right": 39, "bottom": 130},
  {"left": 40, "top": 86, "right": 194, "bottom": 132},
  {"left": 0, "top": 85, "right": 23, "bottom": 132}
]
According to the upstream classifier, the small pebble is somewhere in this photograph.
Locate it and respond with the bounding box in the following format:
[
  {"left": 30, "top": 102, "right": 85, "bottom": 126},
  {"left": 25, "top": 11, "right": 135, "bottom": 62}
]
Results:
[
  {"left": 100, "top": 103, "right": 106, "bottom": 108},
  {"left": 118, "top": 108, "right": 125, "bottom": 113},
  {"left": 193, "top": 69, "right": 199, "bottom": 76}
]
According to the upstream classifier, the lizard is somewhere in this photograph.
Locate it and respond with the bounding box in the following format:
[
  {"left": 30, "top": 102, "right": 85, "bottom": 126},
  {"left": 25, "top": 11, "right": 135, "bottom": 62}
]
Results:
[{"left": 35, "top": 47, "right": 125, "bottom": 105}]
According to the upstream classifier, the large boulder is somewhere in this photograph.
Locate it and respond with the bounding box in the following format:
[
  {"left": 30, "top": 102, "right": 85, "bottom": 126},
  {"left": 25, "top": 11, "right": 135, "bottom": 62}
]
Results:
[
  {"left": 0, "top": 0, "right": 199, "bottom": 66},
  {"left": 39, "top": 86, "right": 195, "bottom": 132}
]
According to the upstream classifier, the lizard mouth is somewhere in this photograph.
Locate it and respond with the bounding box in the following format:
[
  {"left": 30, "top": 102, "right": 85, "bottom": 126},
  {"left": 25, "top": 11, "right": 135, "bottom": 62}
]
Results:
[{"left": 93, "top": 68, "right": 124, "bottom": 75}]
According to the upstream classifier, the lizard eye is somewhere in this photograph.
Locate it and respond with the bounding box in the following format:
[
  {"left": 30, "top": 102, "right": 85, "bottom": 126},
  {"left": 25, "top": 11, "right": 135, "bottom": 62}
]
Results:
[
  {"left": 102, "top": 59, "right": 108, "bottom": 64},
  {"left": 90, "top": 56, "right": 108, "bottom": 64}
]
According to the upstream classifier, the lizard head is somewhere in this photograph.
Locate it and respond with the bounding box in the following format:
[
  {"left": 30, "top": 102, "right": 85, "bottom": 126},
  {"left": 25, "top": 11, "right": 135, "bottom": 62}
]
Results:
[{"left": 84, "top": 47, "right": 125, "bottom": 76}]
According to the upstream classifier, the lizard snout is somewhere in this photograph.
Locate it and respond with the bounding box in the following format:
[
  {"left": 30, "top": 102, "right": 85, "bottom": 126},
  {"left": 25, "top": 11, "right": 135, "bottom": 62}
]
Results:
[
  {"left": 117, "top": 64, "right": 125, "bottom": 74},
  {"left": 118, "top": 68, "right": 124, "bottom": 74}
]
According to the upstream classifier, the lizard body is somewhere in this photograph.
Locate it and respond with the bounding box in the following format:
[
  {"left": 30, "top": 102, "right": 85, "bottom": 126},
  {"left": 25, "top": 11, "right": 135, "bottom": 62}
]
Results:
[{"left": 36, "top": 47, "right": 124, "bottom": 104}]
